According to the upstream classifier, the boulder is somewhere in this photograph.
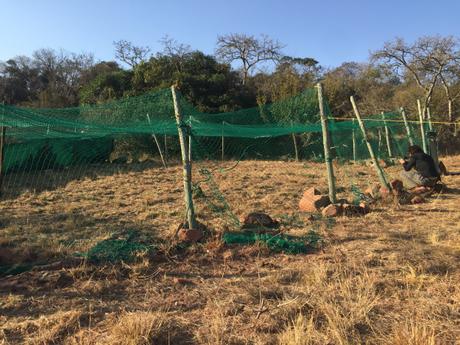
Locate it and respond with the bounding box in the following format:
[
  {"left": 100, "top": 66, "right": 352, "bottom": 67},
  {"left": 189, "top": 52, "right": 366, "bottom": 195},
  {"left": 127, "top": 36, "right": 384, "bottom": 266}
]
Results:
[
  {"left": 378, "top": 159, "right": 388, "bottom": 168},
  {"left": 322, "top": 204, "right": 342, "bottom": 217},
  {"left": 299, "top": 189, "right": 331, "bottom": 212},
  {"left": 390, "top": 179, "right": 404, "bottom": 192},
  {"left": 242, "top": 212, "right": 279, "bottom": 229},
  {"left": 178, "top": 228, "right": 204, "bottom": 242}
]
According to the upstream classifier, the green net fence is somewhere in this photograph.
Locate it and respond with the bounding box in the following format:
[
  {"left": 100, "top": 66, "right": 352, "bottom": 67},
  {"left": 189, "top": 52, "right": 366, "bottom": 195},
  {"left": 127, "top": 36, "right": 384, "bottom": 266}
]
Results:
[{"left": 0, "top": 86, "right": 435, "bottom": 265}]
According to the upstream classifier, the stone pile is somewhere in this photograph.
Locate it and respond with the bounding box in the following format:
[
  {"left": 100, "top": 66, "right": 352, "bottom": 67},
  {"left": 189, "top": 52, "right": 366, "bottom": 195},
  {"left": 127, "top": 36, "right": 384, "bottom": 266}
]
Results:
[{"left": 299, "top": 187, "right": 369, "bottom": 218}]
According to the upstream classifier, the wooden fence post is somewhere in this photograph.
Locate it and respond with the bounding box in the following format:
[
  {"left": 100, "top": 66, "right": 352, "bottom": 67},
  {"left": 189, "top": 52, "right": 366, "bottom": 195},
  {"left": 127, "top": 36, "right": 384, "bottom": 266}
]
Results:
[
  {"left": 381, "top": 111, "right": 393, "bottom": 157},
  {"left": 426, "top": 107, "right": 433, "bottom": 131},
  {"left": 171, "top": 86, "right": 197, "bottom": 229},
  {"left": 188, "top": 116, "right": 192, "bottom": 163},
  {"left": 291, "top": 121, "right": 299, "bottom": 162},
  {"left": 350, "top": 96, "right": 390, "bottom": 190},
  {"left": 417, "top": 99, "right": 428, "bottom": 153},
  {"left": 352, "top": 120, "right": 357, "bottom": 162},
  {"left": 146, "top": 114, "right": 167, "bottom": 168},
  {"left": 400, "top": 107, "right": 415, "bottom": 146},
  {"left": 316, "top": 83, "right": 337, "bottom": 203}
]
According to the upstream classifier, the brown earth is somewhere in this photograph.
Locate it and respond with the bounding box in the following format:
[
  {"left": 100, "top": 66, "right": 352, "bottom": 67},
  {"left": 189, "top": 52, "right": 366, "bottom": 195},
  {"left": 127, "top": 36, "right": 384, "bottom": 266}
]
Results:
[{"left": 1, "top": 156, "right": 459, "bottom": 344}]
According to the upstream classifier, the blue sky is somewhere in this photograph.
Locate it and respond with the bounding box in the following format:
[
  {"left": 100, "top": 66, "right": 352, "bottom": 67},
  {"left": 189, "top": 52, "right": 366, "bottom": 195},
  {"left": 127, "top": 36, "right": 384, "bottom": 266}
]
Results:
[{"left": 1, "top": 0, "right": 459, "bottom": 68}]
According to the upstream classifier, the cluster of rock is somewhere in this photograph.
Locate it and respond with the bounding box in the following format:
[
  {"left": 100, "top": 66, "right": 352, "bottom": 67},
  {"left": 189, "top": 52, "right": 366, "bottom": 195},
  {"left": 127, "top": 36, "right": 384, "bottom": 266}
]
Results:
[
  {"left": 298, "top": 187, "right": 369, "bottom": 218},
  {"left": 364, "top": 179, "right": 432, "bottom": 205}
]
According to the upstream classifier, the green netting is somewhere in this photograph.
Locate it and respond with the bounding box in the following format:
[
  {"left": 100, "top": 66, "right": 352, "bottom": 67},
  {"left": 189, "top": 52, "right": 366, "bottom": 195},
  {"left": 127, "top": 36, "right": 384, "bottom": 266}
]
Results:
[
  {"left": 79, "top": 231, "right": 153, "bottom": 264},
  {"left": 222, "top": 230, "right": 321, "bottom": 254},
  {"left": 1, "top": 86, "right": 440, "bottom": 267},
  {"left": 0, "top": 86, "right": 431, "bottom": 196}
]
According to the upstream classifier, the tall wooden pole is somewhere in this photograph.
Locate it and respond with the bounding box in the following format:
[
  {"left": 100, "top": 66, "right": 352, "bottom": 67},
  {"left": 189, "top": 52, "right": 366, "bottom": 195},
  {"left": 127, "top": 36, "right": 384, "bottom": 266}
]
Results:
[
  {"left": 316, "top": 83, "right": 336, "bottom": 203},
  {"left": 400, "top": 107, "right": 415, "bottom": 146},
  {"left": 417, "top": 99, "right": 428, "bottom": 153},
  {"left": 381, "top": 111, "right": 393, "bottom": 158},
  {"left": 146, "top": 114, "right": 167, "bottom": 168},
  {"left": 171, "top": 86, "right": 196, "bottom": 229},
  {"left": 188, "top": 116, "right": 192, "bottom": 163},
  {"left": 427, "top": 132, "right": 441, "bottom": 175},
  {"left": 352, "top": 119, "right": 357, "bottom": 162},
  {"left": 426, "top": 106, "right": 433, "bottom": 131},
  {"left": 350, "top": 96, "right": 390, "bottom": 190}
]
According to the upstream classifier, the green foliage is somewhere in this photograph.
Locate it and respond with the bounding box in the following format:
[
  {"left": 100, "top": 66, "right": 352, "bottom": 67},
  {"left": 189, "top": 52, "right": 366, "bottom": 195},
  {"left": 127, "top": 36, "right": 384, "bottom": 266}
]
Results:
[
  {"left": 80, "top": 70, "right": 133, "bottom": 104},
  {"left": 132, "top": 51, "right": 255, "bottom": 112}
]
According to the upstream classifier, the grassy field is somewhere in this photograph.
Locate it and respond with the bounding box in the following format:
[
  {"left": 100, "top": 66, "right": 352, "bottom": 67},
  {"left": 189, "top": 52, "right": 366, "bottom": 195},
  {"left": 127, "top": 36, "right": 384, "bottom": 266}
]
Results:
[{"left": 1, "top": 155, "right": 459, "bottom": 344}]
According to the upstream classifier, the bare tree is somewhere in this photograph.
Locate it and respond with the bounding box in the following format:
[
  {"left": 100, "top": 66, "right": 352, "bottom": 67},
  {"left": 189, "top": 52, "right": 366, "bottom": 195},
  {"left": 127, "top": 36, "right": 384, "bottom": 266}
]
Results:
[
  {"left": 113, "top": 40, "right": 151, "bottom": 67},
  {"left": 431, "top": 38, "right": 460, "bottom": 122},
  {"left": 159, "top": 35, "right": 192, "bottom": 73},
  {"left": 372, "top": 36, "right": 454, "bottom": 119},
  {"left": 215, "top": 33, "right": 284, "bottom": 85},
  {"left": 33, "top": 48, "right": 94, "bottom": 106}
]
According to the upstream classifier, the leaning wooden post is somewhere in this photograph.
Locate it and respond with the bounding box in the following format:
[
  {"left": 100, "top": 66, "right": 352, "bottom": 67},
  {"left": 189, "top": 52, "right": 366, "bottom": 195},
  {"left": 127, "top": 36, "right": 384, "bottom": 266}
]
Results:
[
  {"left": 350, "top": 96, "right": 390, "bottom": 190},
  {"left": 171, "top": 86, "right": 196, "bottom": 229},
  {"left": 146, "top": 114, "right": 167, "bottom": 168},
  {"left": 400, "top": 107, "right": 415, "bottom": 146},
  {"left": 352, "top": 119, "right": 357, "bottom": 162},
  {"left": 381, "top": 111, "right": 393, "bottom": 158},
  {"left": 417, "top": 99, "right": 428, "bottom": 153},
  {"left": 316, "top": 83, "right": 336, "bottom": 203},
  {"left": 291, "top": 122, "right": 299, "bottom": 162},
  {"left": 187, "top": 116, "right": 192, "bottom": 163},
  {"left": 426, "top": 106, "right": 433, "bottom": 131}
]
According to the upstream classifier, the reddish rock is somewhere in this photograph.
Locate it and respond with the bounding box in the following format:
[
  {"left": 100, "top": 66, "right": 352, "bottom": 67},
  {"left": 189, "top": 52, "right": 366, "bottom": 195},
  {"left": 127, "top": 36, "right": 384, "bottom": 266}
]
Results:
[
  {"left": 302, "top": 187, "right": 322, "bottom": 197},
  {"left": 178, "top": 228, "right": 204, "bottom": 242},
  {"left": 411, "top": 195, "right": 425, "bottom": 204},
  {"left": 322, "top": 204, "right": 342, "bottom": 217},
  {"left": 390, "top": 179, "right": 404, "bottom": 192},
  {"left": 378, "top": 159, "right": 388, "bottom": 168},
  {"left": 299, "top": 193, "right": 330, "bottom": 212}
]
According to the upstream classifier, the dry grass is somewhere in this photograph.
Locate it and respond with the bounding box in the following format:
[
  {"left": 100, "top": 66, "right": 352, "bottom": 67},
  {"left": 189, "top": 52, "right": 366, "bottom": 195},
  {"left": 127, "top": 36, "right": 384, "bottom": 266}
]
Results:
[{"left": 1, "top": 155, "right": 460, "bottom": 344}]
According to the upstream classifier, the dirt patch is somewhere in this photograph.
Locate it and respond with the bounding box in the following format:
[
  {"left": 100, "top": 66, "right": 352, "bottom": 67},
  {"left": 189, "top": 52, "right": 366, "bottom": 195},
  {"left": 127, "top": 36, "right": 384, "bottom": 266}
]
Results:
[{"left": 1, "top": 156, "right": 460, "bottom": 344}]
